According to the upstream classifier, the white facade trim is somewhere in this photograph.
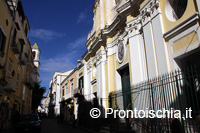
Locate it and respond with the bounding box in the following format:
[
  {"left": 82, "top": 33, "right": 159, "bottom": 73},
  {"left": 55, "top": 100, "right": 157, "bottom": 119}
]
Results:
[{"left": 168, "top": 24, "right": 200, "bottom": 70}]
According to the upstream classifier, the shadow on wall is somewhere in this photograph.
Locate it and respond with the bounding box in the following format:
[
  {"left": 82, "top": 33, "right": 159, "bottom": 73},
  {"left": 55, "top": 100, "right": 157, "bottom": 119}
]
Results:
[{"left": 77, "top": 95, "right": 106, "bottom": 131}]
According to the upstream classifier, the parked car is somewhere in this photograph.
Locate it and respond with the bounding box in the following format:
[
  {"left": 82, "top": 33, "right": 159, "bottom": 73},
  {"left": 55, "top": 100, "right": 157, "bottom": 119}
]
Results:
[{"left": 16, "top": 114, "right": 41, "bottom": 132}]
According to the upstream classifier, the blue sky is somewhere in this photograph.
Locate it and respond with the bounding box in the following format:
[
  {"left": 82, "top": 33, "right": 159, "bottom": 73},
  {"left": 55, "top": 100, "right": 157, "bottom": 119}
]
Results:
[{"left": 22, "top": 0, "right": 94, "bottom": 94}]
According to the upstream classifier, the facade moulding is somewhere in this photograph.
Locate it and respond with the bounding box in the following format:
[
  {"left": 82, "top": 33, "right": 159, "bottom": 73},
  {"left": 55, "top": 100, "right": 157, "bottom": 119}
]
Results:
[
  {"left": 139, "top": 0, "right": 160, "bottom": 27},
  {"left": 126, "top": 16, "right": 143, "bottom": 38},
  {"left": 91, "top": 49, "right": 107, "bottom": 66},
  {"left": 92, "top": 0, "right": 100, "bottom": 11},
  {"left": 86, "top": 31, "right": 96, "bottom": 47},
  {"left": 83, "top": 0, "right": 144, "bottom": 61},
  {"left": 87, "top": 61, "right": 92, "bottom": 73},
  {"left": 163, "top": 13, "right": 199, "bottom": 41}
]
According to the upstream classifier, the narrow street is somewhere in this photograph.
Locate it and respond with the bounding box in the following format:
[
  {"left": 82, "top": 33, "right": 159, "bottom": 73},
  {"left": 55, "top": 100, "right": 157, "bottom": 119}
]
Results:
[
  {"left": 2, "top": 118, "right": 89, "bottom": 133},
  {"left": 40, "top": 118, "right": 88, "bottom": 133}
]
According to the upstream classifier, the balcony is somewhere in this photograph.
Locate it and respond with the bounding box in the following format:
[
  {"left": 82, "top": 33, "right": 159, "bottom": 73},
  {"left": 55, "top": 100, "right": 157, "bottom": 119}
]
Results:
[
  {"left": 27, "top": 59, "right": 35, "bottom": 72},
  {"left": 4, "top": 79, "right": 16, "bottom": 93},
  {"left": 11, "top": 42, "right": 20, "bottom": 54},
  {"left": 24, "top": 77, "right": 34, "bottom": 89},
  {"left": 5, "top": 0, "right": 17, "bottom": 19},
  {"left": 19, "top": 54, "right": 27, "bottom": 65}
]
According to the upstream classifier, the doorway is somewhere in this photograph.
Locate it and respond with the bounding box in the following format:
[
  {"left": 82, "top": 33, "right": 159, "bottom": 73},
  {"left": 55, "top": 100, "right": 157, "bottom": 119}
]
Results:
[
  {"left": 179, "top": 51, "right": 200, "bottom": 116},
  {"left": 119, "top": 66, "right": 132, "bottom": 110}
]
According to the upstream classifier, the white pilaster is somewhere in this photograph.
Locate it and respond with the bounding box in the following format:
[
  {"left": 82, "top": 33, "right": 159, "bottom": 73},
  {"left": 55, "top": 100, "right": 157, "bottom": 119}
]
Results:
[
  {"left": 96, "top": 50, "right": 107, "bottom": 109},
  {"left": 128, "top": 18, "right": 148, "bottom": 85},
  {"left": 150, "top": 4, "right": 170, "bottom": 75}
]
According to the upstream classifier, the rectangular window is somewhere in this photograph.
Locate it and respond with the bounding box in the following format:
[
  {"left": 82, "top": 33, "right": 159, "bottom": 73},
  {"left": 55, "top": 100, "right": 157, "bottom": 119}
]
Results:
[
  {"left": 79, "top": 77, "right": 84, "bottom": 94},
  {"left": 79, "top": 76, "right": 84, "bottom": 89},
  {"left": 27, "top": 50, "right": 30, "bottom": 62},
  {"left": 7, "top": 62, "right": 12, "bottom": 81},
  {"left": 62, "top": 89, "right": 64, "bottom": 97},
  {"left": 0, "top": 28, "right": 6, "bottom": 54},
  {"left": 66, "top": 84, "right": 68, "bottom": 94},
  {"left": 19, "top": 40, "right": 24, "bottom": 56},
  {"left": 16, "top": 73, "right": 19, "bottom": 88},
  {"left": 71, "top": 81, "right": 73, "bottom": 96},
  {"left": 12, "top": 29, "right": 17, "bottom": 46},
  {"left": 25, "top": 24, "right": 28, "bottom": 37}
]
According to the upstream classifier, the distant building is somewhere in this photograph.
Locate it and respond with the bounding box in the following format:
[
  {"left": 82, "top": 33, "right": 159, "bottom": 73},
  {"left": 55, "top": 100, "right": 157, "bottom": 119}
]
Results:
[
  {"left": 32, "top": 43, "right": 41, "bottom": 81},
  {"left": 60, "top": 68, "right": 79, "bottom": 120},
  {"left": 41, "top": 92, "right": 50, "bottom": 114},
  {"left": 51, "top": 70, "right": 73, "bottom": 116}
]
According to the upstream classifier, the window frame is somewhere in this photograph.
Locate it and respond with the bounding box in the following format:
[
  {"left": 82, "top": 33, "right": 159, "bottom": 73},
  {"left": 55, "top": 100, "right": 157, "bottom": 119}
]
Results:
[{"left": 0, "top": 28, "right": 6, "bottom": 55}]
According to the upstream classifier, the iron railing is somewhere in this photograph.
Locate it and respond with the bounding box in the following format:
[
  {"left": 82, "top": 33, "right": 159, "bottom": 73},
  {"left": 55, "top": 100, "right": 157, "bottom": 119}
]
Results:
[{"left": 109, "top": 65, "right": 200, "bottom": 133}]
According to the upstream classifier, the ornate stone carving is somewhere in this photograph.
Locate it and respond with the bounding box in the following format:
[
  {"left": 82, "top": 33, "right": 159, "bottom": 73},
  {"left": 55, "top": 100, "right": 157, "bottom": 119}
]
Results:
[
  {"left": 87, "top": 62, "right": 92, "bottom": 71},
  {"left": 140, "top": 0, "right": 160, "bottom": 23}
]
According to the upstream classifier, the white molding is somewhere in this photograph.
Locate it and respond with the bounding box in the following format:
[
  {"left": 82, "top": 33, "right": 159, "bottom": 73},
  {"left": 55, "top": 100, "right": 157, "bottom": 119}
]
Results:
[
  {"left": 87, "top": 61, "right": 92, "bottom": 73},
  {"left": 140, "top": 0, "right": 160, "bottom": 26},
  {"left": 168, "top": 24, "right": 200, "bottom": 70},
  {"left": 164, "top": 13, "right": 199, "bottom": 41}
]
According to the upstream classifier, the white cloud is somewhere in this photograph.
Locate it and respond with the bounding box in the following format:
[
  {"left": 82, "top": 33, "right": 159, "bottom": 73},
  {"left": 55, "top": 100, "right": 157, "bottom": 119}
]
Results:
[
  {"left": 39, "top": 56, "right": 76, "bottom": 83},
  {"left": 67, "top": 36, "right": 87, "bottom": 50},
  {"left": 39, "top": 36, "right": 87, "bottom": 83},
  {"left": 77, "top": 10, "right": 91, "bottom": 24},
  {"left": 29, "top": 28, "right": 65, "bottom": 41},
  {"left": 40, "top": 58, "right": 75, "bottom": 72},
  {"left": 77, "top": 12, "right": 87, "bottom": 24}
]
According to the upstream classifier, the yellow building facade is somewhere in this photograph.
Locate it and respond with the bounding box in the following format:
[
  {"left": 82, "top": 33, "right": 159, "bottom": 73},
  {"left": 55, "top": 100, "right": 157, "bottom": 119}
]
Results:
[
  {"left": 82, "top": 0, "right": 200, "bottom": 111},
  {"left": 0, "top": 0, "right": 38, "bottom": 129}
]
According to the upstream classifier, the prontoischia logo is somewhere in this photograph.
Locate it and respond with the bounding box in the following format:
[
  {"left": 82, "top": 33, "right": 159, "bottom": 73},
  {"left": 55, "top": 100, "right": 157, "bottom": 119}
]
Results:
[{"left": 90, "top": 108, "right": 192, "bottom": 119}]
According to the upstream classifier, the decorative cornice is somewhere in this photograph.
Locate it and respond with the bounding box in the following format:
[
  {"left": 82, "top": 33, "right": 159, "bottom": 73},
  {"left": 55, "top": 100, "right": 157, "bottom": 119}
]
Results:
[
  {"left": 126, "top": 16, "right": 143, "bottom": 38},
  {"left": 163, "top": 13, "right": 199, "bottom": 41},
  {"left": 83, "top": 0, "right": 144, "bottom": 61},
  {"left": 107, "top": 27, "right": 128, "bottom": 46},
  {"left": 140, "top": 0, "right": 159, "bottom": 12},
  {"left": 86, "top": 31, "right": 96, "bottom": 47},
  {"left": 140, "top": 0, "right": 160, "bottom": 25},
  {"left": 87, "top": 61, "right": 92, "bottom": 72},
  {"left": 106, "top": 28, "right": 129, "bottom": 56},
  {"left": 117, "top": 0, "right": 132, "bottom": 14},
  {"left": 102, "top": 16, "right": 123, "bottom": 36},
  {"left": 96, "top": 49, "right": 106, "bottom": 65}
]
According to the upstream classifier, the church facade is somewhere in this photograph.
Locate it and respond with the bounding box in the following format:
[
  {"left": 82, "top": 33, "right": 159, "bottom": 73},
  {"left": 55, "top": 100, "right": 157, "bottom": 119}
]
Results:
[{"left": 82, "top": 0, "right": 200, "bottom": 111}]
